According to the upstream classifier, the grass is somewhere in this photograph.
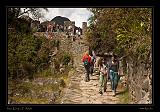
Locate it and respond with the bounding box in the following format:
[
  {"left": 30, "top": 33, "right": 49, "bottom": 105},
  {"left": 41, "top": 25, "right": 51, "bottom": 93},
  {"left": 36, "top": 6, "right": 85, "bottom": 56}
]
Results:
[
  {"left": 118, "top": 88, "right": 131, "bottom": 104},
  {"left": 9, "top": 96, "right": 49, "bottom": 104},
  {"left": 8, "top": 67, "right": 74, "bottom": 104},
  {"left": 16, "top": 79, "right": 60, "bottom": 92},
  {"left": 55, "top": 68, "right": 76, "bottom": 104},
  {"left": 8, "top": 80, "right": 59, "bottom": 104},
  {"left": 34, "top": 68, "right": 55, "bottom": 78}
]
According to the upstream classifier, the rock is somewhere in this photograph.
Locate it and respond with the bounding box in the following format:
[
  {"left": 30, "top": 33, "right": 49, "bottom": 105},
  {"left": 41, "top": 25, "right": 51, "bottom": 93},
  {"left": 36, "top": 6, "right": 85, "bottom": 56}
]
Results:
[
  {"left": 8, "top": 99, "right": 11, "bottom": 104},
  {"left": 138, "top": 93, "right": 150, "bottom": 104},
  {"left": 60, "top": 64, "right": 63, "bottom": 68},
  {"left": 142, "top": 80, "right": 149, "bottom": 92},
  {"left": 50, "top": 92, "right": 56, "bottom": 101},
  {"left": 93, "top": 84, "right": 98, "bottom": 86},
  {"left": 60, "top": 67, "right": 65, "bottom": 73},
  {"left": 53, "top": 90, "right": 61, "bottom": 98},
  {"left": 68, "top": 61, "right": 73, "bottom": 66},
  {"left": 49, "top": 98, "right": 55, "bottom": 104},
  {"left": 44, "top": 92, "right": 50, "bottom": 98},
  {"left": 59, "top": 79, "right": 66, "bottom": 87},
  {"left": 38, "top": 82, "right": 44, "bottom": 86},
  {"left": 44, "top": 78, "right": 54, "bottom": 85},
  {"left": 9, "top": 99, "right": 17, "bottom": 104},
  {"left": 24, "top": 79, "right": 30, "bottom": 83},
  {"left": 141, "top": 91, "right": 146, "bottom": 98},
  {"left": 8, "top": 89, "right": 13, "bottom": 96}
]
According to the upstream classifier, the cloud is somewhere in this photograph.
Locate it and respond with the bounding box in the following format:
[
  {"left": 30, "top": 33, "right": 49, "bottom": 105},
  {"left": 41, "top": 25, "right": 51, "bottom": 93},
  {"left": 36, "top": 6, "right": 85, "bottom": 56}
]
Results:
[
  {"left": 40, "top": 8, "right": 92, "bottom": 28},
  {"left": 69, "top": 8, "right": 92, "bottom": 28},
  {"left": 58, "top": 8, "right": 76, "bottom": 17}
]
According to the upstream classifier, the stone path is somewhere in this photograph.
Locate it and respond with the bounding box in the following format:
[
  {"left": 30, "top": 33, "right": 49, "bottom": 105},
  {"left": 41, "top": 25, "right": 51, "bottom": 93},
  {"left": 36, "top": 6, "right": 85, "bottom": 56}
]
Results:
[
  {"left": 61, "top": 65, "right": 123, "bottom": 104},
  {"left": 60, "top": 37, "right": 123, "bottom": 104}
]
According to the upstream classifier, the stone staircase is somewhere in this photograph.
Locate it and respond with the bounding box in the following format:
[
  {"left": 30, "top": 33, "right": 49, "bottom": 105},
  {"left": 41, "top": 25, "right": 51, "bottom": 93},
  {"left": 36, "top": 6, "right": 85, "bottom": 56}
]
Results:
[
  {"left": 33, "top": 32, "right": 125, "bottom": 104},
  {"left": 60, "top": 37, "right": 123, "bottom": 104}
]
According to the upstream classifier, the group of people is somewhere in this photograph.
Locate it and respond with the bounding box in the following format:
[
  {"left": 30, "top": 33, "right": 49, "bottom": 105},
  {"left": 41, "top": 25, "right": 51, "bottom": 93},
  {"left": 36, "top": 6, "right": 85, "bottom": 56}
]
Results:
[
  {"left": 82, "top": 51, "right": 120, "bottom": 96},
  {"left": 47, "top": 23, "right": 64, "bottom": 32},
  {"left": 38, "top": 23, "right": 64, "bottom": 33},
  {"left": 66, "top": 26, "right": 82, "bottom": 37}
]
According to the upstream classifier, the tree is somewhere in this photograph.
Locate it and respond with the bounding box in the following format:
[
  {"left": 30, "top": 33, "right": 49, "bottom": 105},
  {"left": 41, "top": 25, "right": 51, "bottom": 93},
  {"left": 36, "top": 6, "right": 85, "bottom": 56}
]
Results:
[
  {"left": 86, "top": 8, "right": 152, "bottom": 62},
  {"left": 8, "top": 8, "right": 50, "bottom": 79},
  {"left": 8, "top": 8, "right": 48, "bottom": 19},
  {"left": 8, "top": 8, "right": 48, "bottom": 32}
]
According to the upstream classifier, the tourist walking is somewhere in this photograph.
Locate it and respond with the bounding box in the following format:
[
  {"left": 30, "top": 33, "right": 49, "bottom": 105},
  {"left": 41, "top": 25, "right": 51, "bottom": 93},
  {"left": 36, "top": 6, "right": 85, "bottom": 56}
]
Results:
[
  {"left": 109, "top": 55, "right": 120, "bottom": 96},
  {"left": 82, "top": 51, "right": 92, "bottom": 82},
  {"left": 98, "top": 58, "right": 108, "bottom": 95}
]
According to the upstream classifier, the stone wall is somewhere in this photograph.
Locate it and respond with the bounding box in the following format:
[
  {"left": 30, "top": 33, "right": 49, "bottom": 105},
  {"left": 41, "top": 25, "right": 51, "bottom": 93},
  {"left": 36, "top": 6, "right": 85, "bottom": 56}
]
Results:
[
  {"left": 64, "top": 21, "right": 76, "bottom": 35},
  {"left": 71, "top": 21, "right": 75, "bottom": 35},
  {"left": 123, "top": 54, "right": 152, "bottom": 104},
  {"left": 82, "top": 22, "right": 87, "bottom": 35},
  {"left": 64, "top": 21, "right": 71, "bottom": 32}
]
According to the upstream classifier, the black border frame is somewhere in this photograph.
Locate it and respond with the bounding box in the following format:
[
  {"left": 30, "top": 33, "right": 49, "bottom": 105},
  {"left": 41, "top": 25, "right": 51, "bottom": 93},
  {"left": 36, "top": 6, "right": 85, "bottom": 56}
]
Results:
[{"left": 1, "top": 1, "right": 159, "bottom": 112}]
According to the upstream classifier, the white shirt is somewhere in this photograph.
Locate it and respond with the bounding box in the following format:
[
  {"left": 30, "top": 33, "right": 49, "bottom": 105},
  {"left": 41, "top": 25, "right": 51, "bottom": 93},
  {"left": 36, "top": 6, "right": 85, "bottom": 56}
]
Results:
[{"left": 100, "top": 64, "right": 107, "bottom": 74}]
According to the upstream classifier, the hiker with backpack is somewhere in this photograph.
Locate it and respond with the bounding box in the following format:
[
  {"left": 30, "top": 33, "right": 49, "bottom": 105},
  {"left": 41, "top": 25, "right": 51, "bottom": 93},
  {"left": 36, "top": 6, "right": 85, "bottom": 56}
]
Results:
[
  {"left": 98, "top": 57, "right": 108, "bottom": 95},
  {"left": 82, "top": 51, "right": 92, "bottom": 82},
  {"left": 109, "top": 55, "right": 120, "bottom": 96}
]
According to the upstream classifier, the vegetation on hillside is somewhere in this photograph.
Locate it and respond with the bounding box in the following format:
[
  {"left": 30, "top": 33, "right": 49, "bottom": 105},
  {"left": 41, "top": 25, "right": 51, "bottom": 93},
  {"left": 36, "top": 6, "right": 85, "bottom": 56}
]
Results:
[
  {"left": 8, "top": 8, "right": 73, "bottom": 104},
  {"left": 8, "top": 8, "right": 72, "bottom": 80}
]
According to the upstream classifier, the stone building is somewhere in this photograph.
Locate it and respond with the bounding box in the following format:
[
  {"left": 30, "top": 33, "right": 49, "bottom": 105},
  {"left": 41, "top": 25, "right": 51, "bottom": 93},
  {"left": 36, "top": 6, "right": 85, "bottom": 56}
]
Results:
[
  {"left": 64, "top": 21, "right": 71, "bottom": 32},
  {"left": 82, "top": 22, "right": 87, "bottom": 35},
  {"left": 64, "top": 21, "right": 76, "bottom": 35},
  {"left": 31, "top": 20, "right": 40, "bottom": 31},
  {"left": 71, "top": 21, "right": 75, "bottom": 35}
]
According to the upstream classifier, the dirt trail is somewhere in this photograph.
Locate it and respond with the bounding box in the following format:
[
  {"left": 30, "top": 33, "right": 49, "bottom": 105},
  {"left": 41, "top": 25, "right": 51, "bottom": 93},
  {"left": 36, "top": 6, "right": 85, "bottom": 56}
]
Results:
[{"left": 60, "top": 37, "right": 124, "bottom": 104}]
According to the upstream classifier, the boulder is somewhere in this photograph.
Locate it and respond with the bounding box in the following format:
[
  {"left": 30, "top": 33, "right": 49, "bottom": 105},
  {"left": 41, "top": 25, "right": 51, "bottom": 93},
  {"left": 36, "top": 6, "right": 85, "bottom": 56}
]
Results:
[
  {"left": 60, "top": 67, "right": 65, "bottom": 73},
  {"left": 53, "top": 90, "right": 61, "bottom": 98},
  {"left": 59, "top": 79, "right": 66, "bottom": 87},
  {"left": 142, "top": 79, "right": 149, "bottom": 92}
]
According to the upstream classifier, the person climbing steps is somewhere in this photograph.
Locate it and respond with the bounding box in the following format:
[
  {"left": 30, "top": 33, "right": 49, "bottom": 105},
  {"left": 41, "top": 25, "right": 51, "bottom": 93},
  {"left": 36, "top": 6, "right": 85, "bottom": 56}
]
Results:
[
  {"left": 109, "top": 55, "right": 120, "bottom": 96},
  {"left": 82, "top": 51, "right": 92, "bottom": 82},
  {"left": 98, "top": 58, "right": 108, "bottom": 95}
]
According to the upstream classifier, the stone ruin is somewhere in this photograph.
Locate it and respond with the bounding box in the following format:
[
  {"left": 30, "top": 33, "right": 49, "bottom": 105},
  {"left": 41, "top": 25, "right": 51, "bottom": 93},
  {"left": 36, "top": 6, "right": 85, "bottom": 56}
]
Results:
[
  {"left": 64, "top": 21, "right": 71, "bottom": 32},
  {"left": 31, "top": 20, "right": 40, "bottom": 31},
  {"left": 38, "top": 19, "right": 87, "bottom": 37},
  {"left": 82, "top": 22, "right": 87, "bottom": 35},
  {"left": 36, "top": 20, "right": 87, "bottom": 40},
  {"left": 64, "top": 21, "right": 87, "bottom": 36}
]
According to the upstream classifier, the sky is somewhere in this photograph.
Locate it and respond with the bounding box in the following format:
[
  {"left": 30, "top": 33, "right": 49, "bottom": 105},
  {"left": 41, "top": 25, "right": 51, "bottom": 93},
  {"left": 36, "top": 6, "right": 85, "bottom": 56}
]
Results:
[{"left": 40, "top": 8, "right": 92, "bottom": 28}]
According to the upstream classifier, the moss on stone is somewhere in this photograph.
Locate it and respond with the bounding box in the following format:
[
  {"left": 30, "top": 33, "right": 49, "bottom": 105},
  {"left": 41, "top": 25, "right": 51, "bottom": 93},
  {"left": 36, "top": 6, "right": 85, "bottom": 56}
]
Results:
[{"left": 118, "top": 88, "right": 131, "bottom": 104}]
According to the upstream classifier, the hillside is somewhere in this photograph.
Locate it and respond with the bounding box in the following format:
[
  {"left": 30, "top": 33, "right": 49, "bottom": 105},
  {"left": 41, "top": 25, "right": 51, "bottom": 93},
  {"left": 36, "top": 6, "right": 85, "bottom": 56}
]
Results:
[{"left": 51, "top": 16, "right": 70, "bottom": 26}]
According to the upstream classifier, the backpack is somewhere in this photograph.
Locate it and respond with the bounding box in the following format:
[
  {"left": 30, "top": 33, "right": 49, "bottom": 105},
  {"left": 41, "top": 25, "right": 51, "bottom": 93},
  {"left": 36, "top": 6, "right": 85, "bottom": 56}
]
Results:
[{"left": 84, "top": 58, "right": 89, "bottom": 66}]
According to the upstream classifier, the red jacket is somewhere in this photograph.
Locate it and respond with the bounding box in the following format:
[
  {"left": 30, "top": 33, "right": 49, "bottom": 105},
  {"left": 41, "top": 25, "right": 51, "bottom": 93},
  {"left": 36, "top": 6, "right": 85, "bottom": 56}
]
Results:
[{"left": 82, "top": 54, "right": 91, "bottom": 64}]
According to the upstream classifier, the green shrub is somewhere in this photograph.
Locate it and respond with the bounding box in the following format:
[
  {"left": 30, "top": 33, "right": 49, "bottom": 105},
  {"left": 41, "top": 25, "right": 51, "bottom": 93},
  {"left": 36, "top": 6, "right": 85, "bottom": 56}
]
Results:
[
  {"left": 37, "top": 68, "right": 53, "bottom": 77},
  {"left": 8, "top": 31, "right": 51, "bottom": 79},
  {"left": 119, "top": 88, "right": 131, "bottom": 104},
  {"left": 87, "top": 8, "right": 152, "bottom": 62},
  {"left": 62, "top": 53, "right": 71, "bottom": 65},
  {"left": 50, "top": 39, "right": 60, "bottom": 48}
]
